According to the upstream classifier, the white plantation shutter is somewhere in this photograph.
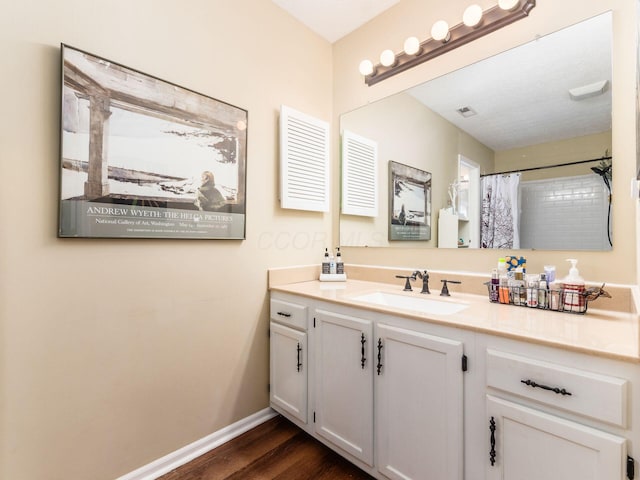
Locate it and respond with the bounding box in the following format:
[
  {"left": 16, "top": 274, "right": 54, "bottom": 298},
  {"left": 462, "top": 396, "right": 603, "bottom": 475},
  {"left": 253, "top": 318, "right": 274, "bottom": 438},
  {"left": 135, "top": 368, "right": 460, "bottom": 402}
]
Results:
[
  {"left": 341, "top": 130, "right": 378, "bottom": 217},
  {"left": 280, "top": 105, "right": 330, "bottom": 212}
]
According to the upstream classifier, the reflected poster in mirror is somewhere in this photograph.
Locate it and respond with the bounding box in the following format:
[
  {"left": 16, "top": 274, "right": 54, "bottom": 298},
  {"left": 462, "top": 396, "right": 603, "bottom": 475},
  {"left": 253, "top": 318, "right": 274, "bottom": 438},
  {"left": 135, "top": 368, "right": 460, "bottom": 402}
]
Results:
[
  {"left": 389, "top": 161, "right": 431, "bottom": 241},
  {"left": 58, "top": 44, "right": 247, "bottom": 239}
]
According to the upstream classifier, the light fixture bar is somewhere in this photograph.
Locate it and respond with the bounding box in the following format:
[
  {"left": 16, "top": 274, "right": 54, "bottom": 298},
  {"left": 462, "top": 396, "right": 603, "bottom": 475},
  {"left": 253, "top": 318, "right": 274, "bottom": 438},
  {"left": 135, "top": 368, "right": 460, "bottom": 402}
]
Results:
[{"left": 364, "top": 0, "right": 535, "bottom": 86}]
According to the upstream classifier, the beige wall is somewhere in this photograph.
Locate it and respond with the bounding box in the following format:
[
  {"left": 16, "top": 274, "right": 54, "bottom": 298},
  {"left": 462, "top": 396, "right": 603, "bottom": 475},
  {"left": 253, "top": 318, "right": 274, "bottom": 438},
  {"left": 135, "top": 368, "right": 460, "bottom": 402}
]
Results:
[
  {"left": 0, "top": 1, "right": 332, "bottom": 479},
  {"left": 333, "top": 0, "right": 638, "bottom": 284},
  {"left": 496, "top": 131, "right": 612, "bottom": 181}
]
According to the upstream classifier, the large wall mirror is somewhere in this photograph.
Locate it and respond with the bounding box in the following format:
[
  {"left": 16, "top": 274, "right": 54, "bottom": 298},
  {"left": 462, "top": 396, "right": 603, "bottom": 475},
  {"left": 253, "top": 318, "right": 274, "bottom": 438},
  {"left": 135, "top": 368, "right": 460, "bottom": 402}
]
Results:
[{"left": 340, "top": 12, "right": 612, "bottom": 251}]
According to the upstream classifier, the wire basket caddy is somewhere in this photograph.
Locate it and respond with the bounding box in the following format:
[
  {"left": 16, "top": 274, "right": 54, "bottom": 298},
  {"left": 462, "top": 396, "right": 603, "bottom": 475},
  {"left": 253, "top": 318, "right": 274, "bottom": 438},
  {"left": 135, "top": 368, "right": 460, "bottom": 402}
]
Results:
[{"left": 483, "top": 282, "right": 611, "bottom": 315}]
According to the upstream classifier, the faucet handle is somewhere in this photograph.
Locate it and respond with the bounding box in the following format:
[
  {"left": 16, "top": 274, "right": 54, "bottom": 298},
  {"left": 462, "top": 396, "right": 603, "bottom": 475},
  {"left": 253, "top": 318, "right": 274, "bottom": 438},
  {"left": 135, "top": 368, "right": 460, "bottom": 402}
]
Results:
[
  {"left": 395, "top": 275, "right": 414, "bottom": 291},
  {"left": 440, "top": 279, "right": 461, "bottom": 296}
]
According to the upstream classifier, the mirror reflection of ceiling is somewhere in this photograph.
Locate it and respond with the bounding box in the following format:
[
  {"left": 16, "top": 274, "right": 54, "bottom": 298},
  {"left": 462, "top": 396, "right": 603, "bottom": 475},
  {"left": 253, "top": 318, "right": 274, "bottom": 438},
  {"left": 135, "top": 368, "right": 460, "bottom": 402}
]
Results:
[{"left": 407, "top": 13, "right": 612, "bottom": 152}]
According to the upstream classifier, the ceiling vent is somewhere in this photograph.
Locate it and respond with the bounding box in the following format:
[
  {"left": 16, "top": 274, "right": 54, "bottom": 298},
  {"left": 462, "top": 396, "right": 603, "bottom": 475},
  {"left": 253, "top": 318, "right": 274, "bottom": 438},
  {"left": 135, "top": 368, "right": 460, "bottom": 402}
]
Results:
[
  {"left": 456, "top": 106, "right": 477, "bottom": 118},
  {"left": 569, "top": 80, "right": 609, "bottom": 101}
]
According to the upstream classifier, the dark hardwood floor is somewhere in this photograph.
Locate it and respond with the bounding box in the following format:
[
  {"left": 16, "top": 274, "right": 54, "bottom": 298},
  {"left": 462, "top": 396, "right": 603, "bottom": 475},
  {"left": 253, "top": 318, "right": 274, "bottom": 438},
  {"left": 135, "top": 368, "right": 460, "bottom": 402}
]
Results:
[{"left": 158, "top": 414, "right": 375, "bottom": 480}]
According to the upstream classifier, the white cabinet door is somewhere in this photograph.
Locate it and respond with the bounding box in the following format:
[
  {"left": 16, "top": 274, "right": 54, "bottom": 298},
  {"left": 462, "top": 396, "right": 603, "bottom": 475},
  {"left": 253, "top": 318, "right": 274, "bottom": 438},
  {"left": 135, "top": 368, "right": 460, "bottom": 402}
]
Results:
[
  {"left": 270, "top": 321, "right": 307, "bottom": 423},
  {"left": 376, "top": 323, "right": 464, "bottom": 480},
  {"left": 486, "top": 395, "right": 626, "bottom": 480},
  {"left": 315, "top": 309, "right": 374, "bottom": 466}
]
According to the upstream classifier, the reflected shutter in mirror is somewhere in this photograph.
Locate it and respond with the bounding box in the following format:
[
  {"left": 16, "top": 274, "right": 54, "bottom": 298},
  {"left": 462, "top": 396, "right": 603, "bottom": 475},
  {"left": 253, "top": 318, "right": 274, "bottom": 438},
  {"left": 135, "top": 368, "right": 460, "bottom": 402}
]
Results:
[{"left": 341, "top": 130, "right": 378, "bottom": 217}]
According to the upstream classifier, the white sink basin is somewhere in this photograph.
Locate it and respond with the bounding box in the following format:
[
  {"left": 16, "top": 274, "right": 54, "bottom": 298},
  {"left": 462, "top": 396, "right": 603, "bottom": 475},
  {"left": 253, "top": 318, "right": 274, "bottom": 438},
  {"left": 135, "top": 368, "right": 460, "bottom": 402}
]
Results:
[{"left": 351, "top": 291, "right": 469, "bottom": 315}]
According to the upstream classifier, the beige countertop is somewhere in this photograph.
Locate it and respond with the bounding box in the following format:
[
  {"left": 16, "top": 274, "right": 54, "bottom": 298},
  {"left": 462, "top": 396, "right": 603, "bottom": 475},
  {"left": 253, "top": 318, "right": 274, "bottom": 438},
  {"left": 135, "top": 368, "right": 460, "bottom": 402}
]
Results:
[{"left": 271, "top": 278, "right": 640, "bottom": 363}]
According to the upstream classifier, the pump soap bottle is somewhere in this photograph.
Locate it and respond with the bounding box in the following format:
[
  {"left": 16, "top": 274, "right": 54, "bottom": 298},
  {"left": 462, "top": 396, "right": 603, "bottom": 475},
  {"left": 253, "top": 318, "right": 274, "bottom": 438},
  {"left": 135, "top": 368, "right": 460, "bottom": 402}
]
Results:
[
  {"left": 562, "top": 259, "right": 585, "bottom": 313},
  {"left": 336, "top": 247, "right": 344, "bottom": 275},
  {"left": 322, "top": 248, "right": 330, "bottom": 275}
]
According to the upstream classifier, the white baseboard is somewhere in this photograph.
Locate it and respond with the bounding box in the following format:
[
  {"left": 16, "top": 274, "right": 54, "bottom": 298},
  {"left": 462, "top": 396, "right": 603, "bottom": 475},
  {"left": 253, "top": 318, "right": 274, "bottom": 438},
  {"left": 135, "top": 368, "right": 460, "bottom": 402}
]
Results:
[{"left": 116, "top": 407, "right": 278, "bottom": 480}]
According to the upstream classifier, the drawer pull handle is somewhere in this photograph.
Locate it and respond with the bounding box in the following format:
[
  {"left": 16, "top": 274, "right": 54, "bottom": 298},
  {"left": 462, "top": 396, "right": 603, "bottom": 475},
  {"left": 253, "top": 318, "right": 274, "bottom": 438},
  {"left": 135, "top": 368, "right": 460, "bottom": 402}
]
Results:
[
  {"left": 521, "top": 379, "right": 572, "bottom": 396},
  {"left": 277, "top": 311, "right": 292, "bottom": 318},
  {"left": 489, "top": 416, "right": 496, "bottom": 466},
  {"left": 376, "top": 338, "right": 383, "bottom": 375},
  {"left": 361, "top": 333, "right": 366, "bottom": 369},
  {"left": 296, "top": 343, "right": 302, "bottom": 372}
]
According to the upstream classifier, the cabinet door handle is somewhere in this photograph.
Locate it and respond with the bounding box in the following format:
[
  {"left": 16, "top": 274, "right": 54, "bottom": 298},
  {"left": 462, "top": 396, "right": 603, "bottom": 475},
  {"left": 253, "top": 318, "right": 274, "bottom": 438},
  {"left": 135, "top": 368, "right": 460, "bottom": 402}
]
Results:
[
  {"left": 277, "top": 311, "right": 292, "bottom": 318},
  {"left": 296, "top": 342, "right": 302, "bottom": 372},
  {"left": 376, "top": 338, "right": 383, "bottom": 375},
  {"left": 489, "top": 416, "right": 496, "bottom": 466},
  {"left": 361, "top": 333, "right": 366, "bottom": 369},
  {"left": 521, "top": 379, "right": 572, "bottom": 396}
]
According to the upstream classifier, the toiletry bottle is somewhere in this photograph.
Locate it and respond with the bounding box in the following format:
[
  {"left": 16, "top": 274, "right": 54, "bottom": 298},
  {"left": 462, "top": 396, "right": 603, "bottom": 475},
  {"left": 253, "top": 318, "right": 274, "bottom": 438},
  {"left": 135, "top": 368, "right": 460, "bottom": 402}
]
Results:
[
  {"left": 537, "top": 273, "right": 548, "bottom": 308},
  {"left": 513, "top": 268, "right": 526, "bottom": 306},
  {"left": 562, "top": 259, "right": 585, "bottom": 313},
  {"left": 497, "top": 257, "right": 507, "bottom": 277},
  {"left": 322, "top": 248, "right": 330, "bottom": 274},
  {"left": 490, "top": 268, "right": 499, "bottom": 302},
  {"left": 498, "top": 273, "right": 510, "bottom": 304},
  {"left": 329, "top": 250, "right": 337, "bottom": 275},
  {"left": 526, "top": 274, "right": 539, "bottom": 307},
  {"left": 548, "top": 279, "right": 560, "bottom": 311},
  {"left": 544, "top": 265, "right": 556, "bottom": 283},
  {"left": 336, "top": 247, "right": 344, "bottom": 275}
]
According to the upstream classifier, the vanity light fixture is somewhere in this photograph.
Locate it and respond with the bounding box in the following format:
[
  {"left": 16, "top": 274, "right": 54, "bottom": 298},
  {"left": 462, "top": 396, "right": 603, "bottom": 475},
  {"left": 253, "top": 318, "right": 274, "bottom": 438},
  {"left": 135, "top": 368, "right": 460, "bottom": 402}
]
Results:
[
  {"left": 359, "top": 59, "right": 375, "bottom": 76},
  {"left": 380, "top": 49, "right": 397, "bottom": 67},
  {"left": 403, "top": 36, "right": 422, "bottom": 55},
  {"left": 463, "top": 4, "right": 484, "bottom": 27},
  {"left": 360, "top": 0, "right": 536, "bottom": 86},
  {"left": 431, "top": 20, "right": 451, "bottom": 42},
  {"left": 498, "top": 0, "right": 520, "bottom": 11}
]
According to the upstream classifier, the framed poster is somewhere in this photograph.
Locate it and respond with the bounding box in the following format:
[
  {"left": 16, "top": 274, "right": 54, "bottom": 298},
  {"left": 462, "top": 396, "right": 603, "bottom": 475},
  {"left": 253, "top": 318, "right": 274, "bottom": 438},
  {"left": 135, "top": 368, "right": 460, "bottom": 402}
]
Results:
[
  {"left": 58, "top": 44, "right": 247, "bottom": 239},
  {"left": 389, "top": 161, "right": 431, "bottom": 241}
]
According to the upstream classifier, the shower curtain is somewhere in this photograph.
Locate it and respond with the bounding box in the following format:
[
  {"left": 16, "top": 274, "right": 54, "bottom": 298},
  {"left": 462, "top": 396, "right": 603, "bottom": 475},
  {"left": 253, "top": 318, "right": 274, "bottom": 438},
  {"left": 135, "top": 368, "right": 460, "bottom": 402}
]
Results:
[{"left": 481, "top": 173, "right": 520, "bottom": 249}]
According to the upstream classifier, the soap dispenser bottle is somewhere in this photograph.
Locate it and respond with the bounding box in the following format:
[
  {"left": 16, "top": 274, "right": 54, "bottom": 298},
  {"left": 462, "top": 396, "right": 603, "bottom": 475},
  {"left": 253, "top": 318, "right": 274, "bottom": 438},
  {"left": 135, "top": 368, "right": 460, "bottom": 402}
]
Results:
[
  {"left": 329, "top": 249, "right": 337, "bottom": 274},
  {"left": 322, "top": 248, "right": 330, "bottom": 274},
  {"left": 335, "top": 247, "right": 344, "bottom": 275},
  {"left": 562, "top": 259, "right": 585, "bottom": 313}
]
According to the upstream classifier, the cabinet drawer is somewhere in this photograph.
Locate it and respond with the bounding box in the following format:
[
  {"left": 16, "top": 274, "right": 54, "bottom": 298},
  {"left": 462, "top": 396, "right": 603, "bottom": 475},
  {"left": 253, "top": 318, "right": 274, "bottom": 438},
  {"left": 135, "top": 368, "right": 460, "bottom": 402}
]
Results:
[
  {"left": 486, "top": 349, "right": 628, "bottom": 428},
  {"left": 270, "top": 298, "right": 308, "bottom": 330}
]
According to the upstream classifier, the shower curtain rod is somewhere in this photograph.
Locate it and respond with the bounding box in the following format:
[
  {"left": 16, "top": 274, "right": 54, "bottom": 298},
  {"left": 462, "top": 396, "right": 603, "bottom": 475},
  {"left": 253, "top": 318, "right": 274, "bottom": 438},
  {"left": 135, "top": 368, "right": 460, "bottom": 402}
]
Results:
[{"left": 480, "top": 155, "right": 612, "bottom": 177}]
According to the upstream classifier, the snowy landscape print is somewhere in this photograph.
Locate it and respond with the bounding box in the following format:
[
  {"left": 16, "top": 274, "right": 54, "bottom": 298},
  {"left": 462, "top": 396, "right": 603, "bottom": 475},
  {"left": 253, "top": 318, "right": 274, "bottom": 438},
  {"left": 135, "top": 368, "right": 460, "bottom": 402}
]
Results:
[
  {"left": 389, "top": 161, "right": 431, "bottom": 241},
  {"left": 61, "top": 103, "right": 239, "bottom": 204},
  {"left": 60, "top": 45, "right": 247, "bottom": 213},
  {"left": 59, "top": 44, "right": 247, "bottom": 238},
  {"left": 392, "top": 178, "right": 427, "bottom": 225}
]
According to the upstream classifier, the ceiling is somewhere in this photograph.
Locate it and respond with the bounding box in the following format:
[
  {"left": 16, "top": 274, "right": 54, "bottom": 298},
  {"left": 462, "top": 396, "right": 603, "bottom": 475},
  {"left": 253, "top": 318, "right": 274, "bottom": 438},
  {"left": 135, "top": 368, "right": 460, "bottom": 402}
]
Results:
[{"left": 271, "top": 0, "right": 400, "bottom": 43}]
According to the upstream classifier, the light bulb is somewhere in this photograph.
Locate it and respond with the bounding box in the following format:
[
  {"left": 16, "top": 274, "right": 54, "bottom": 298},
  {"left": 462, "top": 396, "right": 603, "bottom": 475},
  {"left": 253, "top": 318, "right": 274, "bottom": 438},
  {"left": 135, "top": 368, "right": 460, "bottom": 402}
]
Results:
[
  {"left": 431, "top": 20, "right": 450, "bottom": 42},
  {"left": 379, "top": 49, "right": 396, "bottom": 67},
  {"left": 463, "top": 4, "right": 483, "bottom": 27},
  {"left": 359, "top": 59, "right": 374, "bottom": 76},
  {"left": 498, "top": 0, "right": 519, "bottom": 11},
  {"left": 404, "top": 36, "right": 422, "bottom": 55}
]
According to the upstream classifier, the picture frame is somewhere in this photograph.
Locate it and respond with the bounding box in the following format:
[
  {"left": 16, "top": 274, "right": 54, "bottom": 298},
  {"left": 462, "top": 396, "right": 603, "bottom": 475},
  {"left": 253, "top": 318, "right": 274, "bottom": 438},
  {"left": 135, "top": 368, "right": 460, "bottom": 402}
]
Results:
[
  {"left": 388, "top": 161, "right": 432, "bottom": 241},
  {"left": 58, "top": 44, "right": 248, "bottom": 239}
]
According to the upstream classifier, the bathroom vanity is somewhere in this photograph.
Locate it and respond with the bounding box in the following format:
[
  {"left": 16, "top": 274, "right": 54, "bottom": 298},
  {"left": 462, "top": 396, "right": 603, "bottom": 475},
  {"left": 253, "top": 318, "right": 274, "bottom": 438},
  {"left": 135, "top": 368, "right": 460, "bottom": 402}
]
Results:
[{"left": 269, "top": 271, "right": 639, "bottom": 480}]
